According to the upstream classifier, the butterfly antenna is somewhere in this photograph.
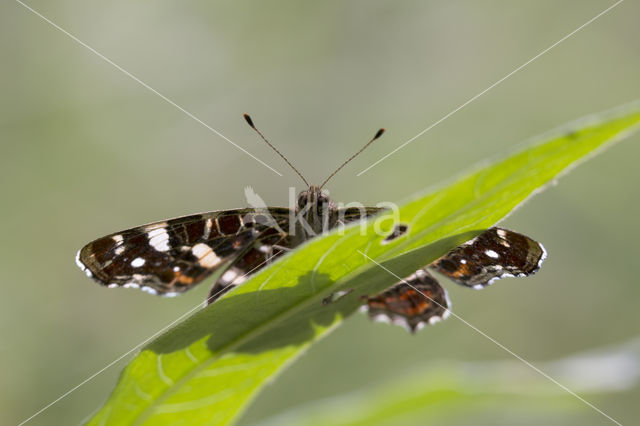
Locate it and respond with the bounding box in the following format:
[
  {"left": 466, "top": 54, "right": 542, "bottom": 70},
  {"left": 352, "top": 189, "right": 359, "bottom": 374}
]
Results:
[
  {"left": 320, "top": 128, "right": 385, "bottom": 189},
  {"left": 243, "top": 114, "right": 310, "bottom": 187}
]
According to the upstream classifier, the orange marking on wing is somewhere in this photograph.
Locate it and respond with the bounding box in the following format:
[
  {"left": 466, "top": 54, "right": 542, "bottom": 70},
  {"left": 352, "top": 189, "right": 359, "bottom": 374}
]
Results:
[{"left": 450, "top": 263, "right": 471, "bottom": 278}]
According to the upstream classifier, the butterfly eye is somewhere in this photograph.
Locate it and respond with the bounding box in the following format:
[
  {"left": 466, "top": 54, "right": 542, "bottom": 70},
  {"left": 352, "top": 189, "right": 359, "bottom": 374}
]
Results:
[
  {"left": 317, "top": 193, "right": 330, "bottom": 206},
  {"left": 297, "top": 192, "right": 309, "bottom": 209}
]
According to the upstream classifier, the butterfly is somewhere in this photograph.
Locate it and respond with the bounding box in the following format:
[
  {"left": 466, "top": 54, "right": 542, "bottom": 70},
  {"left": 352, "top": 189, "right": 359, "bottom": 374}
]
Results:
[{"left": 76, "top": 114, "right": 546, "bottom": 332}]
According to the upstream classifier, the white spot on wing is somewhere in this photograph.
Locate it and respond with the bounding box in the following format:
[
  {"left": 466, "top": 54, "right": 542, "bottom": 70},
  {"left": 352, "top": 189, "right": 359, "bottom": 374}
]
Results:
[
  {"left": 112, "top": 235, "right": 125, "bottom": 255},
  {"left": 192, "top": 243, "right": 222, "bottom": 268},
  {"left": 131, "top": 257, "right": 146, "bottom": 268},
  {"left": 428, "top": 316, "right": 442, "bottom": 325},
  {"left": 141, "top": 286, "right": 158, "bottom": 295},
  {"left": 485, "top": 249, "right": 499, "bottom": 259},
  {"left": 75, "top": 250, "right": 93, "bottom": 277},
  {"left": 223, "top": 268, "right": 247, "bottom": 285},
  {"left": 203, "top": 218, "right": 213, "bottom": 239},
  {"left": 372, "top": 314, "right": 391, "bottom": 324},
  {"left": 192, "top": 243, "right": 211, "bottom": 258},
  {"left": 148, "top": 228, "right": 170, "bottom": 252},
  {"left": 221, "top": 270, "right": 237, "bottom": 284},
  {"left": 233, "top": 275, "right": 247, "bottom": 285},
  {"left": 485, "top": 272, "right": 517, "bottom": 286},
  {"left": 537, "top": 243, "right": 548, "bottom": 268},
  {"left": 496, "top": 229, "right": 507, "bottom": 238}
]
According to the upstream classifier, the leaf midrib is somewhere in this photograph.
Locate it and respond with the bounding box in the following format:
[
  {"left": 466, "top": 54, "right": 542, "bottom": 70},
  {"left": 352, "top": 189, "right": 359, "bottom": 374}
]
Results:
[{"left": 131, "top": 177, "right": 531, "bottom": 424}]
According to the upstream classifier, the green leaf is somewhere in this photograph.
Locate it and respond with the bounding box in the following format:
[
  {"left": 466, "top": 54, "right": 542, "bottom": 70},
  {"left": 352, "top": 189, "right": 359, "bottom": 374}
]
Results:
[
  {"left": 87, "top": 104, "right": 640, "bottom": 425},
  {"left": 253, "top": 363, "right": 579, "bottom": 426},
  {"left": 255, "top": 336, "right": 640, "bottom": 425}
]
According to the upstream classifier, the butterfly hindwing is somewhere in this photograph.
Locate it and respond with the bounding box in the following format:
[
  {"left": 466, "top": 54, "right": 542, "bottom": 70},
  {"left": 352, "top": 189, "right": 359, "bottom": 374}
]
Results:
[
  {"left": 362, "top": 269, "right": 450, "bottom": 333},
  {"left": 362, "top": 227, "right": 545, "bottom": 332},
  {"left": 431, "top": 227, "right": 547, "bottom": 289},
  {"left": 76, "top": 208, "right": 292, "bottom": 296}
]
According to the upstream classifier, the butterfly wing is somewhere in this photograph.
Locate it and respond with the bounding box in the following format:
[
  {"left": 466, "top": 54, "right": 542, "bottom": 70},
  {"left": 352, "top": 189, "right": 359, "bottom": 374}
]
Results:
[
  {"left": 76, "top": 208, "right": 292, "bottom": 296},
  {"left": 431, "top": 227, "right": 547, "bottom": 289},
  {"left": 362, "top": 269, "right": 450, "bottom": 333},
  {"left": 336, "top": 206, "right": 386, "bottom": 225},
  {"left": 205, "top": 224, "right": 295, "bottom": 304},
  {"left": 206, "top": 206, "right": 387, "bottom": 303},
  {"left": 362, "top": 227, "right": 545, "bottom": 332},
  {"left": 339, "top": 205, "right": 451, "bottom": 332}
]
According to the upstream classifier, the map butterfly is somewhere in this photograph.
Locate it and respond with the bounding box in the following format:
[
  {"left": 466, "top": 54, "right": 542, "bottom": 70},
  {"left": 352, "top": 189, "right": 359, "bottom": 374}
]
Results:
[{"left": 76, "top": 115, "right": 546, "bottom": 332}]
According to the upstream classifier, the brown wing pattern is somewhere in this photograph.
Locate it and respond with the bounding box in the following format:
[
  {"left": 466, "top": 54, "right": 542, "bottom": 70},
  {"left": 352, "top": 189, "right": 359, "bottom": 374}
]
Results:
[
  {"left": 206, "top": 206, "right": 386, "bottom": 303},
  {"left": 205, "top": 226, "right": 294, "bottom": 304},
  {"left": 363, "top": 269, "right": 450, "bottom": 333},
  {"left": 432, "top": 227, "right": 546, "bottom": 289},
  {"left": 362, "top": 227, "right": 545, "bottom": 332},
  {"left": 76, "top": 208, "right": 292, "bottom": 296}
]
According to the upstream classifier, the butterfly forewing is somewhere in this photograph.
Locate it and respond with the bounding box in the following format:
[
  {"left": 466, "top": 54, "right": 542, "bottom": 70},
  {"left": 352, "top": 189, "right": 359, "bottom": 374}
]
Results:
[
  {"left": 76, "top": 208, "right": 292, "bottom": 296},
  {"left": 202, "top": 205, "right": 386, "bottom": 303},
  {"left": 431, "top": 227, "right": 546, "bottom": 289}
]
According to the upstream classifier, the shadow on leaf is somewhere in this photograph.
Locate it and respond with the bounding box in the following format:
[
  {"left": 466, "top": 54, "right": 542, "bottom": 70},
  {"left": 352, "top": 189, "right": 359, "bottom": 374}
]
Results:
[{"left": 146, "top": 231, "right": 480, "bottom": 355}]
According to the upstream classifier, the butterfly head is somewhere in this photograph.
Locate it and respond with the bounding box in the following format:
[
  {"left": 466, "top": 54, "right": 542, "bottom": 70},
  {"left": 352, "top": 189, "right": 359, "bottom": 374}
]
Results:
[
  {"left": 297, "top": 186, "right": 334, "bottom": 213},
  {"left": 295, "top": 186, "right": 336, "bottom": 235}
]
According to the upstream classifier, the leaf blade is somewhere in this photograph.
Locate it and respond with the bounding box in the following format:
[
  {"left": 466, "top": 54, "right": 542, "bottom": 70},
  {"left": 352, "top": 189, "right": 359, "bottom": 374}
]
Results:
[{"left": 86, "top": 104, "right": 640, "bottom": 426}]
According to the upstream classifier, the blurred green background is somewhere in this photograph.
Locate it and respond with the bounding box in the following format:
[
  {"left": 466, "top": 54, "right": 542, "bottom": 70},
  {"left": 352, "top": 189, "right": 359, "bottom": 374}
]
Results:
[{"left": 2, "top": 1, "right": 639, "bottom": 425}]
